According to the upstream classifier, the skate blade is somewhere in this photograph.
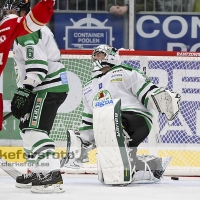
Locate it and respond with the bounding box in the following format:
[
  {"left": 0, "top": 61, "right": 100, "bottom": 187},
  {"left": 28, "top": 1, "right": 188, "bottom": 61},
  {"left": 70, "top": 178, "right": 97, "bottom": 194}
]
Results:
[
  {"left": 15, "top": 182, "right": 32, "bottom": 188},
  {"left": 132, "top": 171, "right": 161, "bottom": 184},
  {"left": 31, "top": 184, "right": 65, "bottom": 194},
  {"left": 65, "top": 161, "right": 82, "bottom": 169},
  {"left": 132, "top": 179, "right": 160, "bottom": 184}
]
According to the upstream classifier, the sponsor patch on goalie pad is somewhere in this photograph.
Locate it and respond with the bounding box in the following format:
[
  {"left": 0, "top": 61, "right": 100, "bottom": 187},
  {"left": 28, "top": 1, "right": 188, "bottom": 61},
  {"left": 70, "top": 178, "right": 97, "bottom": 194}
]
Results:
[
  {"left": 93, "top": 99, "right": 132, "bottom": 185},
  {"left": 150, "top": 90, "right": 181, "bottom": 121}
]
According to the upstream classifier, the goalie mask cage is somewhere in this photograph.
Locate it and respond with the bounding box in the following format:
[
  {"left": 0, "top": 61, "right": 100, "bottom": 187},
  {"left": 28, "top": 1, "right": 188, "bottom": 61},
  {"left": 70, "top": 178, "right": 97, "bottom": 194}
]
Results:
[{"left": 51, "top": 49, "right": 200, "bottom": 176}]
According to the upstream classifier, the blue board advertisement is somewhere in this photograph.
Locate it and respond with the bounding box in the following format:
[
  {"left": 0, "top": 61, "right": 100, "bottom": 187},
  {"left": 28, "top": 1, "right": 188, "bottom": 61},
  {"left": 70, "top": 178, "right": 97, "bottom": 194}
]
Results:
[
  {"left": 136, "top": 14, "right": 200, "bottom": 51},
  {"left": 54, "top": 13, "right": 124, "bottom": 49},
  {"left": 54, "top": 13, "right": 200, "bottom": 51}
]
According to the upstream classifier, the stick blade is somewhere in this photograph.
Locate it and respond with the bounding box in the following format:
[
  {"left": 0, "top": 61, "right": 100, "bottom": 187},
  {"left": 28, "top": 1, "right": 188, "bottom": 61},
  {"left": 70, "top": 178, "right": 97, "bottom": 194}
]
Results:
[{"left": 0, "top": 157, "right": 22, "bottom": 179}]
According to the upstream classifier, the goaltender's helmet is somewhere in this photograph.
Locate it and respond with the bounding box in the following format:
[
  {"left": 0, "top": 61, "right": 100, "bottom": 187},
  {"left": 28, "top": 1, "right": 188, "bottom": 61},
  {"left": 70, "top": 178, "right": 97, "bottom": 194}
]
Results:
[
  {"left": 91, "top": 45, "right": 120, "bottom": 70},
  {"left": 3, "top": 0, "right": 30, "bottom": 15}
]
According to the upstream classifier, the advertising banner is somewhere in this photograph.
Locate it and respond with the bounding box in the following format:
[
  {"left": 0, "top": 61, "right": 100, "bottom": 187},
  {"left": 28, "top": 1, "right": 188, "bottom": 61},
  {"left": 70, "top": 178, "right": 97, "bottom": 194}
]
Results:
[
  {"left": 54, "top": 13, "right": 124, "bottom": 49},
  {"left": 136, "top": 14, "right": 200, "bottom": 51},
  {"left": 54, "top": 13, "right": 200, "bottom": 51}
]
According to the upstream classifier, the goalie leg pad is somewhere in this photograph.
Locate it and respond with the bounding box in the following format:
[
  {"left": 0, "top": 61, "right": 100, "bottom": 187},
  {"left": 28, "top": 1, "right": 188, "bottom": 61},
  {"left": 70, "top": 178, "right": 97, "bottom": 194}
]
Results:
[
  {"left": 150, "top": 89, "right": 181, "bottom": 121},
  {"left": 97, "top": 154, "right": 104, "bottom": 184},
  {"left": 93, "top": 99, "right": 132, "bottom": 185}
]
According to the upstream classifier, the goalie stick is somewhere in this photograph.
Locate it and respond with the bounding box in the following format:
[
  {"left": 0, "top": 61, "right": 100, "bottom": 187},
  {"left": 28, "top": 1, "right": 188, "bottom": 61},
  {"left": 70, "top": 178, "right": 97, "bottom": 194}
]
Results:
[{"left": 60, "top": 130, "right": 71, "bottom": 168}]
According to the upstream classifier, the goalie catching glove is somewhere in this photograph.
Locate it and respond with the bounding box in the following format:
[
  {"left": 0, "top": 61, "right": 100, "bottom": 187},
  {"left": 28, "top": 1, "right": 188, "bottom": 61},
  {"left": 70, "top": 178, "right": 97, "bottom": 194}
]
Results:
[
  {"left": 150, "top": 89, "right": 181, "bottom": 121},
  {"left": 11, "top": 87, "right": 35, "bottom": 119}
]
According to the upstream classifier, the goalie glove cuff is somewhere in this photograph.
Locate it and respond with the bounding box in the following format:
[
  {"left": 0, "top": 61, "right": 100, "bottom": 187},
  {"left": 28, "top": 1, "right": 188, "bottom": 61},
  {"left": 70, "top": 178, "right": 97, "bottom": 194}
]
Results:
[{"left": 150, "top": 90, "right": 181, "bottom": 121}]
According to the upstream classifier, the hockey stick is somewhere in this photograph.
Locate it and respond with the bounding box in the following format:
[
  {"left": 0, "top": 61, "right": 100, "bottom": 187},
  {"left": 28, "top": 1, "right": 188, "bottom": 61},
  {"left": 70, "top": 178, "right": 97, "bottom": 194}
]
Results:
[
  {"left": 0, "top": 153, "right": 69, "bottom": 180},
  {"left": 0, "top": 157, "right": 22, "bottom": 179},
  {"left": 1, "top": 131, "right": 69, "bottom": 180},
  {"left": 0, "top": 122, "right": 68, "bottom": 179},
  {"left": 60, "top": 130, "right": 71, "bottom": 168},
  {"left": 3, "top": 112, "right": 12, "bottom": 121},
  {"left": 0, "top": 155, "right": 68, "bottom": 180},
  {"left": 0, "top": 112, "right": 19, "bottom": 179}
]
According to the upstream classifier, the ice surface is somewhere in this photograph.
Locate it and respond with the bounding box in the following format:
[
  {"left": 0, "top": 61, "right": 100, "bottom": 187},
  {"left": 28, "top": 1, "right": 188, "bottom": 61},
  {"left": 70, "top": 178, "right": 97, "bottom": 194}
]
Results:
[{"left": 0, "top": 172, "right": 200, "bottom": 200}]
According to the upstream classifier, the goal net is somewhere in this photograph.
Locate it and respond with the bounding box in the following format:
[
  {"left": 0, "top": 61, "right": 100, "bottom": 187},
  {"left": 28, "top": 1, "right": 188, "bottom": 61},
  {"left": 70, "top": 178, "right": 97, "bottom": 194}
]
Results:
[{"left": 51, "top": 49, "right": 200, "bottom": 176}]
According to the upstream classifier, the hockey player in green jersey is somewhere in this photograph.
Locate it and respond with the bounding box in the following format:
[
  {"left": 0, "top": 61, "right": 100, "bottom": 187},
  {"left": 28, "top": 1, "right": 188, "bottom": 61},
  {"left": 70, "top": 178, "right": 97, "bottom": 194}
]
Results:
[
  {"left": 4, "top": 0, "right": 68, "bottom": 193},
  {"left": 64, "top": 45, "right": 180, "bottom": 185}
]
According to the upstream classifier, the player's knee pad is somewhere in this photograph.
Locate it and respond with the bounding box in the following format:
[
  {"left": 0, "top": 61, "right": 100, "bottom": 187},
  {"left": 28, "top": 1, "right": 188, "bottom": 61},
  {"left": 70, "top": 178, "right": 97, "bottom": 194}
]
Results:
[
  {"left": 97, "top": 154, "right": 104, "bottom": 184},
  {"left": 22, "top": 130, "right": 56, "bottom": 165},
  {"left": 23, "top": 130, "right": 55, "bottom": 148}
]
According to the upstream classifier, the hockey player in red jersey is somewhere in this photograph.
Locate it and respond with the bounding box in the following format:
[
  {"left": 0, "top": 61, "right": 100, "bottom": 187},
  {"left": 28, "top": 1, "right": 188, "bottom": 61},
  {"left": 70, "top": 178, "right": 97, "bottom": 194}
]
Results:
[{"left": 0, "top": 0, "right": 55, "bottom": 130}]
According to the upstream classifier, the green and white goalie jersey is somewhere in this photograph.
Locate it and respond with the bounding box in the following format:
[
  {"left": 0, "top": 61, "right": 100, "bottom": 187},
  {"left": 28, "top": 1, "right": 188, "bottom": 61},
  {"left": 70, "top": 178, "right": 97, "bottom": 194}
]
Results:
[
  {"left": 79, "top": 64, "right": 160, "bottom": 140},
  {"left": 13, "top": 26, "right": 69, "bottom": 93}
]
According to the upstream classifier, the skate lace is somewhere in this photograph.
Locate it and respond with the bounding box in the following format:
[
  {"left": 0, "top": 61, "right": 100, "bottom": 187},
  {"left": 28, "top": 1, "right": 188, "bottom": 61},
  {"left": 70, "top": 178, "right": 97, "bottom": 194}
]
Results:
[
  {"left": 123, "top": 129, "right": 133, "bottom": 161},
  {"left": 38, "top": 173, "right": 50, "bottom": 181},
  {"left": 23, "top": 172, "right": 35, "bottom": 179}
]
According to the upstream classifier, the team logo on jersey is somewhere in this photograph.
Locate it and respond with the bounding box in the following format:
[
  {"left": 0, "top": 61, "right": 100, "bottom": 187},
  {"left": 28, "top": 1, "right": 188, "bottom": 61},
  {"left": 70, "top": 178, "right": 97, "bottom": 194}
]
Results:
[
  {"left": 0, "top": 27, "right": 10, "bottom": 33},
  {"left": 112, "top": 69, "right": 123, "bottom": 73},
  {"left": 0, "top": 35, "right": 6, "bottom": 44},
  {"left": 93, "top": 90, "right": 113, "bottom": 108},
  {"left": 31, "top": 98, "right": 43, "bottom": 126},
  {"left": 60, "top": 72, "right": 68, "bottom": 84},
  {"left": 24, "top": 40, "right": 35, "bottom": 45},
  {"left": 20, "top": 113, "right": 30, "bottom": 123},
  {"left": 111, "top": 78, "right": 124, "bottom": 83},
  {"left": 83, "top": 88, "right": 92, "bottom": 95},
  {"left": 99, "top": 83, "right": 102, "bottom": 89},
  {"left": 111, "top": 74, "right": 123, "bottom": 78}
]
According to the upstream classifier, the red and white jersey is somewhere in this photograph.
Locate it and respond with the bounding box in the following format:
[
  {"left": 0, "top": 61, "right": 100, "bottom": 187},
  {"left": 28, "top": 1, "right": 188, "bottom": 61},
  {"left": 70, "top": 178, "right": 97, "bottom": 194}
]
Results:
[
  {"left": 0, "top": 0, "right": 54, "bottom": 130},
  {"left": 0, "top": 0, "right": 54, "bottom": 75}
]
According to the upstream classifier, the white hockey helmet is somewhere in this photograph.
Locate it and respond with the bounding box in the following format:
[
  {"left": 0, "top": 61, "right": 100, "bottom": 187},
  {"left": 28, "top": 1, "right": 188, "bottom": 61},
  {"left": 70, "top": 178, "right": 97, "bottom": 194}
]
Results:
[{"left": 92, "top": 45, "right": 120, "bottom": 70}]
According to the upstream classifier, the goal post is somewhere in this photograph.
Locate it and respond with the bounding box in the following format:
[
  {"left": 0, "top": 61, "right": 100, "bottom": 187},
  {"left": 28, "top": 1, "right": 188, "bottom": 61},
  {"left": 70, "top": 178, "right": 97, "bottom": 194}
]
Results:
[{"left": 51, "top": 49, "right": 200, "bottom": 176}]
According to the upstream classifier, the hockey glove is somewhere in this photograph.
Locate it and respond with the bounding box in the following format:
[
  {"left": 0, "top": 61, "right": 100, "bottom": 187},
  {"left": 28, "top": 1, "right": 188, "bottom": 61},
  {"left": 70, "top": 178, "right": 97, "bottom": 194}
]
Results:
[
  {"left": 150, "top": 90, "right": 181, "bottom": 121},
  {"left": 11, "top": 87, "right": 34, "bottom": 119}
]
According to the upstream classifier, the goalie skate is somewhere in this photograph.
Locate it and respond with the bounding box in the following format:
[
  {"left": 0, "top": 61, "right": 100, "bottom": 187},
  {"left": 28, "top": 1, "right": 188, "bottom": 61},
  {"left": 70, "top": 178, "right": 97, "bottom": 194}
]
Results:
[
  {"left": 62, "top": 130, "right": 95, "bottom": 169},
  {"left": 132, "top": 155, "right": 172, "bottom": 183}
]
